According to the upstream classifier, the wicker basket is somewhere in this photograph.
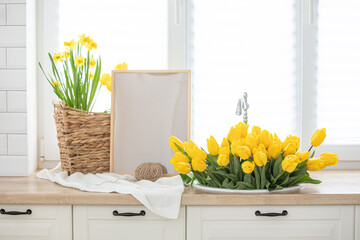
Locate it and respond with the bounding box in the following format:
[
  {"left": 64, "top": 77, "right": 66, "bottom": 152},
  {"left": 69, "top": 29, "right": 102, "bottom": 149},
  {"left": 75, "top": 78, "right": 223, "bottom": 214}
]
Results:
[{"left": 53, "top": 101, "right": 110, "bottom": 174}]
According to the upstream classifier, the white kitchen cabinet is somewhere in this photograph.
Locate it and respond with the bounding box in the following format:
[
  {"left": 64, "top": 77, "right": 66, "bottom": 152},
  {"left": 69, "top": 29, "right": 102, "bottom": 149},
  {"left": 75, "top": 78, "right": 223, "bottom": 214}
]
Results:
[
  {"left": 73, "top": 205, "right": 185, "bottom": 240},
  {"left": 187, "top": 205, "right": 355, "bottom": 240},
  {"left": 0, "top": 204, "right": 72, "bottom": 240}
]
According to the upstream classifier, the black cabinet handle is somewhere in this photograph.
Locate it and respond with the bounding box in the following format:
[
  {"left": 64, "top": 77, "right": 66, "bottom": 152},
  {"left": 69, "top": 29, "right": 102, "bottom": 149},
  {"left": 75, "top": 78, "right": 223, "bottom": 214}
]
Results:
[
  {"left": 113, "top": 210, "right": 146, "bottom": 217},
  {"left": 0, "top": 209, "right": 32, "bottom": 215},
  {"left": 255, "top": 210, "right": 288, "bottom": 217}
]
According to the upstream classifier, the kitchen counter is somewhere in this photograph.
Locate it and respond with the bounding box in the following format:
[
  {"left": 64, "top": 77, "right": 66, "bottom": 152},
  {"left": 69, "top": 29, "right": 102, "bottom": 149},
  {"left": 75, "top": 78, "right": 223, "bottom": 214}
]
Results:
[{"left": 0, "top": 170, "right": 359, "bottom": 206}]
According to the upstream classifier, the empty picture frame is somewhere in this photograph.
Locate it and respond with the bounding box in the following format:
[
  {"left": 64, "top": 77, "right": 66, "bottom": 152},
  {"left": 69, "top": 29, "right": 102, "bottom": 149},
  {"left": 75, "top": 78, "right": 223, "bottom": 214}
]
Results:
[{"left": 111, "top": 70, "right": 191, "bottom": 173}]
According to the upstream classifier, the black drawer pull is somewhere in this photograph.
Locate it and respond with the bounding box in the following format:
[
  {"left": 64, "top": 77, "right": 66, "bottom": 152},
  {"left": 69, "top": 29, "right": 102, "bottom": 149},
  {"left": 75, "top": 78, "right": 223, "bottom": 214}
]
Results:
[
  {"left": 255, "top": 210, "right": 288, "bottom": 217},
  {"left": 113, "top": 210, "right": 146, "bottom": 217},
  {"left": 0, "top": 209, "right": 32, "bottom": 215}
]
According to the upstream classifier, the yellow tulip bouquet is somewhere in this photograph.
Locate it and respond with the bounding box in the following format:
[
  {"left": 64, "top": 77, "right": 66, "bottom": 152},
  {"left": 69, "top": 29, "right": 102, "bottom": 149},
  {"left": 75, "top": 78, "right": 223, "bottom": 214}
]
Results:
[
  {"left": 169, "top": 123, "right": 338, "bottom": 191},
  {"left": 39, "top": 34, "right": 128, "bottom": 111}
]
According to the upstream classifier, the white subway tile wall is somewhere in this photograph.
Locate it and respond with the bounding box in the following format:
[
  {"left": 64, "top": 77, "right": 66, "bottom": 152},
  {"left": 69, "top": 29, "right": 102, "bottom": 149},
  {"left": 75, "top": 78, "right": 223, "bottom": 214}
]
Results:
[{"left": 0, "top": 1, "right": 26, "bottom": 176}]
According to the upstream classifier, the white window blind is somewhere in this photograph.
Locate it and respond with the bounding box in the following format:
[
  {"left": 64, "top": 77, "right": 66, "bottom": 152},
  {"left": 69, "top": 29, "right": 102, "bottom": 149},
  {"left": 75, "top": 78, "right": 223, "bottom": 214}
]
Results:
[
  {"left": 317, "top": 0, "right": 360, "bottom": 144},
  {"left": 187, "top": 0, "right": 299, "bottom": 147}
]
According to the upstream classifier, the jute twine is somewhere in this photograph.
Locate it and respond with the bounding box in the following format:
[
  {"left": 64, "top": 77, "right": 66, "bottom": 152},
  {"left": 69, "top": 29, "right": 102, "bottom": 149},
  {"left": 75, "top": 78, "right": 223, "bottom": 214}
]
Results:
[
  {"left": 135, "top": 163, "right": 168, "bottom": 181},
  {"left": 53, "top": 101, "right": 110, "bottom": 175}
]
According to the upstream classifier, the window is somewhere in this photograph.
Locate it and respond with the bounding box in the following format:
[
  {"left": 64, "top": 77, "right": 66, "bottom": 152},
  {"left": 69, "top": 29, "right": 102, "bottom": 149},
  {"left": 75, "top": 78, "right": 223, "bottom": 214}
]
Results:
[{"left": 38, "top": 0, "right": 360, "bottom": 164}]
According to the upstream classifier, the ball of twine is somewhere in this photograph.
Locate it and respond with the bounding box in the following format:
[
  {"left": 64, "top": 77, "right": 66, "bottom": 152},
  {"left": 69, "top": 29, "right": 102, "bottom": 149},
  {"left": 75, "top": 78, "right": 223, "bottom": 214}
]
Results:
[{"left": 135, "top": 162, "right": 168, "bottom": 181}]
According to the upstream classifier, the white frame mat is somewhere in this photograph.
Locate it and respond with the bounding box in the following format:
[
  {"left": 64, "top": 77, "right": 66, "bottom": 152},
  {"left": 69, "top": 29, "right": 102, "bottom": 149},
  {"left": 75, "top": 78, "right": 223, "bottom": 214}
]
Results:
[{"left": 110, "top": 70, "right": 191, "bottom": 173}]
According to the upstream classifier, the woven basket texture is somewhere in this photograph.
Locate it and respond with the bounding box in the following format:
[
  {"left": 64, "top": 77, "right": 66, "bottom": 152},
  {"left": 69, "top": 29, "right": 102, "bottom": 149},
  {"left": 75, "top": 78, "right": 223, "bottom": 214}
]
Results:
[{"left": 53, "top": 101, "right": 110, "bottom": 174}]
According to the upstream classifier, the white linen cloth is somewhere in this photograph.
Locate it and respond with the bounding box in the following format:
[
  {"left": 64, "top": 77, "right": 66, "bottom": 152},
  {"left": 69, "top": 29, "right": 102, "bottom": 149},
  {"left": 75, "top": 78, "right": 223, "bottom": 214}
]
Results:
[{"left": 37, "top": 163, "right": 184, "bottom": 219}]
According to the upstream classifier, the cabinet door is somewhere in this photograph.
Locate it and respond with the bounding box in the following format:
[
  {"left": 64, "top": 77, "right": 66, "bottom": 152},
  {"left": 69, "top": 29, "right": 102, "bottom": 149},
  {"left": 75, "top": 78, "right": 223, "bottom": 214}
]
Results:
[
  {"left": 356, "top": 205, "right": 360, "bottom": 240},
  {"left": 74, "top": 205, "right": 185, "bottom": 240},
  {"left": 187, "top": 205, "right": 354, "bottom": 240},
  {"left": 0, "top": 205, "right": 72, "bottom": 240}
]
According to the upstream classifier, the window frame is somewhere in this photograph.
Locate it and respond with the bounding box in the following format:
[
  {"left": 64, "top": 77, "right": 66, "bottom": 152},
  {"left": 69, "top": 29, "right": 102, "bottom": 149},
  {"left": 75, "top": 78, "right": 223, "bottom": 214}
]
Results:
[{"left": 36, "top": 0, "right": 360, "bottom": 167}]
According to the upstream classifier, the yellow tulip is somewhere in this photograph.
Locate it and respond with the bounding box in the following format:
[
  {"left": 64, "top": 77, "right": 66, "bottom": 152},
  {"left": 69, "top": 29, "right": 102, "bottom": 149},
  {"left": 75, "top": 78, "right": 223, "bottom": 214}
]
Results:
[
  {"left": 283, "top": 143, "right": 297, "bottom": 157},
  {"left": 174, "top": 162, "right": 191, "bottom": 174},
  {"left": 307, "top": 157, "right": 326, "bottom": 171},
  {"left": 75, "top": 55, "right": 86, "bottom": 67},
  {"left": 320, "top": 152, "right": 338, "bottom": 166},
  {"left": 53, "top": 53, "right": 63, "bottom": 63},
  {"left": 273, "top": 133, "right": 282, "bottom": 144},
  {"left": 89, "top": 58, "right": 96, "bottom": 68},
  {"left": 251, "top": 126, "right": 261, "bottom": 135},
  {"left": 221, "top": 137, "right": 229, "bottom": 148},
  {"left": 235, "top": 122, "right": 249, "bottom": 138},
  {"left": 227, "top": 126, "right": 241, "bottom": 143},
  {"left": 169, "top": 136, "right": 184, "bottom": 153},
  {"left": 267, "top": 142, "right": 282, "bottom": 160},
  {"left": 170, "top": 152, "right": 189, "bottom": 165},
  {"left": 295, "top": 151, "right": 310, "bottom": 163},
  {"left": 231, "top": 142, "right": 239, "bottom": 155},
  {"left": 242, "top": 161, "right": 255, "bottom": 174},
  {"left": 217, "top": 154, "right": 230, "bottom": 167},
  {"left": 188, "top": 147, "right": 207, "bottom": 161},
  {"left": 236, "top": 146, "right": 251, "bottom": 160},
  {"left": 282, "top": 135, "right": 300, "bottom": 151},
  {"left": 100, "top": 73, "right": 111, "bottom": 85},
  {"left": 311, "top": 128, "right": 326, "bottom": 147},
  {"left": 282, "top": 155, "right": 299, "bottom": 173},
  {"left": 115, "top": 62, "right": 128, "bottom": 70},
  {"left": 245, "top": 133, "right": 259, "bottom": 151},
  {"left": 253, "top": 150, "right": 267, "bottom": 167},
  {"left": 64, "top": 39, "right": 76, "bottom": 49},
  {"left": 218, "top": 146, "right": 230, "bottom": 156},
  {"left": 260, "top": 130, "right": 272, "bottom": 148},
  {"left": 207, "top": 136, "right": 219, "bottom": 156},
  {"left": 192, "top": 158, "right": 207, "bottom": 172},
  {"left": 183, "top": 141, "right": 195, "bottom": 153}
]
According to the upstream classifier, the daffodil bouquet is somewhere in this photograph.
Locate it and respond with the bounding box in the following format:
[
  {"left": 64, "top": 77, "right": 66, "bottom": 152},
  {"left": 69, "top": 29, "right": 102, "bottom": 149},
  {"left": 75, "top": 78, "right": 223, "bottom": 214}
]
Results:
[
  {"left": 169, "top": 124, "right": 338, "bottom": 191},
  {"left": 39, "top": 34, "right": 102, "bottom": 111}
]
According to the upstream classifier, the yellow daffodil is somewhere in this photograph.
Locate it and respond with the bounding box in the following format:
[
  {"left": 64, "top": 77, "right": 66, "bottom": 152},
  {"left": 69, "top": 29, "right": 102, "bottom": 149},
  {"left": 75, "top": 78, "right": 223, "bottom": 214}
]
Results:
[
  {"left": 320, "top": 152, "right": 338, "bottom": 166},
  {"left": 89, "top": 71, "right": 94, "bottom": 79},
  {"left": 52, "top": 81, "right": 61, "bottom": 87},
  {"left": 307, "top": 157, "right": 326, "bottom": 171},
  {"left": 207, "top": 136, "right": 219, "bottom": 156},
  {"left": 169, "top": 136, "right": 184, "bottom": 153},
  {"left": 242, "top": 161, "right": 255, "bottom": 174},
  {"left": 282, "top": 155, "right": 299, "bottom": 173},
  {"left": 217, "top": 154, "right": 230, "bottom": 167},
  {"left": 87, "top": 39, "right": 97, "bottom": 51},
  {"left": 89, "top": 58, "right": 96, "bottom": 68},
  {"left": 192, "top": 158, "right": 207, "bottom": 172},
  {"left": 53, "top": 53, "right": 63, "bottom": 63},
  {"left": 79, "top": 34, "right": 91, "bottom": 46},
  {"left": 64, "top": 39, "right": 76, "bottom": 50},
  {"left": 100, "top": 73, "right": 111, "bottom": 86},
  {"left": 170, "top": 152, "right": 189, "bottom": 165},
  {"left": 75, "top": 55, "right": 86, "bottom": 67},
  {"left": 311, "top": 128, "right": 326, "bottom": 147},
  {"left": 174, "top": 162, "right": 191, "bottom": 174},
  {"left": 61, "top": 49, "right": 70, "bottom": 59},
  {"left": 115, "top": 62, "right": 128, "bottom": 70},
  {"left": 295, "top": 151, "right": 310, "bottom": 163}
]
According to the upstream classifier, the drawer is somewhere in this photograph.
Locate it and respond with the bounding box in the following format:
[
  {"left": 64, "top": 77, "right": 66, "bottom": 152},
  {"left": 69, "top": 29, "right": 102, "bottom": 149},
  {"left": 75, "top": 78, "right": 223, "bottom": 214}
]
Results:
[
  {"left": 0, "top": 204, "right": 72, "bottom": 240},
  {"left": 187, "top": 205, "right": 355, "bottom": 240},
  {"left": 74, "top": 205, "right": 185, "bottom": 240}
]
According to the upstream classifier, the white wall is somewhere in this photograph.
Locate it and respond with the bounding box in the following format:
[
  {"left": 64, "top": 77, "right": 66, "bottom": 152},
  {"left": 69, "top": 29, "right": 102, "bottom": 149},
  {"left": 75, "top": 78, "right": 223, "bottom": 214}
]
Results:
[{"left": 0, "top": 0, "right": 28, "bottom": 176}]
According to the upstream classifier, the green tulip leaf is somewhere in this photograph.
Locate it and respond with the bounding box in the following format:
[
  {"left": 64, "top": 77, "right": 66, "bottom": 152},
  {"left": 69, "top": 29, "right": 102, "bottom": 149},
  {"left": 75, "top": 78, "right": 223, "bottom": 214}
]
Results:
[
  {"left": 254, "top": 166, "right": 261, "bottom": 189},
  {"left": 236, "top": 181, "right": 255, "bottom": 190}
]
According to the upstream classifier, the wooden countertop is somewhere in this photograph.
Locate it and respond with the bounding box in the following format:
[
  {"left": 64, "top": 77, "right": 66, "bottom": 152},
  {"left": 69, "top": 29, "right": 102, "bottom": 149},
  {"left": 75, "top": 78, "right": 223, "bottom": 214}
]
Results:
[{"left": 0, "top": 170, "right": 359, "bottom": 206}]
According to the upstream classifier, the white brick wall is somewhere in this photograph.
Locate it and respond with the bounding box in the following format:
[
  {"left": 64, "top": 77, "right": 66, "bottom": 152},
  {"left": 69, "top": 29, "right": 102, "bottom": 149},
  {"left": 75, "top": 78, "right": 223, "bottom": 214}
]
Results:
[{"left": 0, "top": 1, "right": 27, "bottom": 176}]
